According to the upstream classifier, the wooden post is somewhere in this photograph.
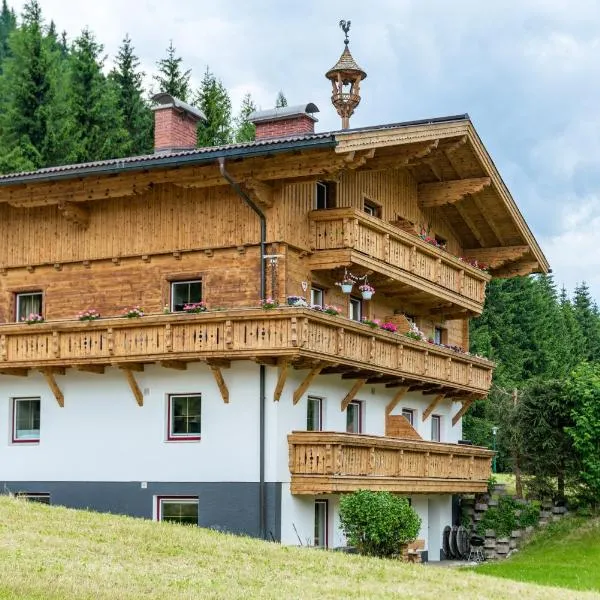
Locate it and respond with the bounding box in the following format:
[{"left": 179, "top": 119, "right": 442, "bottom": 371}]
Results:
[
  {"left": 121, "top": 367, "right": 143, "bottom": 407},
  {"left": 210, "top": 366, "right": 229, "bottom": 404},
  {"left": 293, "top": 365, "right": 322, "bottom": 405},
  {"left": 386, "top": 386, "right": 409, "bottom": 415},
  {"left": 273, "top": 359, "right": 288, "bottom": 402},
  {"left": 452, "top": 397, "right": 475, "bottom": 426},
  {"left": 341, "top": 378, "right": 367, "bottom": 411},
  {"left": 422, "top": 393, "right": 445, "bottom": 421},
  {"left": 40, "top": 368, "right": 65, "bottom": 407}
]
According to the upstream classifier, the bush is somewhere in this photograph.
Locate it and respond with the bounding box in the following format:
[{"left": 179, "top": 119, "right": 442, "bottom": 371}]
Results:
[
  {"left": 339, "top": 490, "right": 421, "bottom": 558},
  {"left": 476, "top": 496, "right": 519, "bottom": 537},
  {"left": 518, "top": 501, "right": 540, "bottom": 528}
]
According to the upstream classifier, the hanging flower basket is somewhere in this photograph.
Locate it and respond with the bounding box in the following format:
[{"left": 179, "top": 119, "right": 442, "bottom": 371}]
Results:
[
  {"left": 359, "top": 284, "right": 375, "bottom": 300},
  {"left": 339, "top": 282, "right": 354, "bottom": 294}
]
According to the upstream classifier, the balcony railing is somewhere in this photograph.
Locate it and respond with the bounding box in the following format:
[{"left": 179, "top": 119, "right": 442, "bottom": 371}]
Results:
[
  {"left": 309, "top": 208, "right": 490, "bottom": 314},
  {"left": 289, "top": 431, "right": 493, "bottom": 494},
  {"left": 0, "top": 308, "right": 493, "bottom": 395}
]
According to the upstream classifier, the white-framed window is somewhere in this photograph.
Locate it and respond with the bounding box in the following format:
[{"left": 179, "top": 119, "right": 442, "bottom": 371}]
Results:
[
  {"left": 167, "top": 394, "right": 201, "bottom": 441},
  {"left": 314, "top": 499, "right": 329, "bottom": 548},
  {"left": 170, "top": 280, "right": 202, "bottom": 312},
  {"left": 156, "top": 496, "right": 198, "bottom": 525},
  {"left": 310, "top": 287, "right": 324, "bottom": 308},
  {"left": 346, "top": 400, "right": 363, "bottom": 433},
  {"left": 349, "top": 297, "right": 362, "bottom": 322},
  {"left": 12, "top": 397, "right": 40, "bottom": 443},
  {"left": 433, "top": 327, "right": 446, "bottom": 345},
  {"left": 307, "top": 396, "right": 323, "bottom": 431},
  {"left": 15, "top": 492, "right": 50, "bottom": 504},
  {"left": 363, "top": 198, "right": 381, "bottom": 218},
  {"left": 16, "top": 292, "right": 43, "bottom": 323},
  {"left": 315, "top": 181, "right": 335, "bottom": 210},
  {"left": 431, "top": 414, "right": 441, "bottom": 442},
  {"left": 401, "top": 408, "right": 415, "bottom": 427}
]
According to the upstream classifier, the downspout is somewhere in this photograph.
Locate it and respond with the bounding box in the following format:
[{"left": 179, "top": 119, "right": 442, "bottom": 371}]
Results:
[{"left": 218, "top": 157, "right": 268, "bottom": 540}]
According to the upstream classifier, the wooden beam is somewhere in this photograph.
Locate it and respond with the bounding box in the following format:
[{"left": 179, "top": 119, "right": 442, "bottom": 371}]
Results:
[
  {"left": 57, "top": 201, "right": 90, "bottom": 228},
  {"left": 341, "top": 379, "right": 367, "bottom": 412},
  {"left": 206, "top": 358, "right": 231, "bottom": 369},
  {"left": 160, "top": 360, "right": 188, "bottom": 370},
  {"left": 210, "top": 366, "right": 229, "bottom": 404},
  {"left": 121, "top": 367, "right": 143, "bottom": 407},
  {"left": 493, "top": 261, "right": 540, "bottom": 278},
  {"left": 455, "top": 203, "right": 488, "bottom": 246},
  {"left": 422, "top": 393, "right": 445, "bottom": 421},
  {"left": 0, "top": 368, "right": 29, "bottom": 376},
  {"left": 39, "top": 368, "right": 64, "bottom": 407},
  {"left": 273, "top": 360, "right": 289, "bottom": 402},
  {"left": 292, "top": 365, "right": 323, "bottom": 405},
  {"left": 452, "top": 397, "right": 476, "bottom": 426},
  {"left": 385, "top": 385, "right": 409, "bottom": 415},
  {"left": 74, "top": 365, "right": 105, "bottom": 374},
  {"left": 418, "top": 177, "right": 491, "bottom": 208},
  {"left": 115, "top": 362, "right": 145, "bottom": 372},
  {"left": 462, "top": 246, "right": 530, "bottom": 269},
  {"left": 471, "top": 195, "right": 507, "bottom": 246}
]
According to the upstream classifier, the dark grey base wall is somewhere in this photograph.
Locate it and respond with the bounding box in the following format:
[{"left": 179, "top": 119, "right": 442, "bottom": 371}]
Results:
[{"left": 1, "top": 481, "right": 282, "bottom": 542}]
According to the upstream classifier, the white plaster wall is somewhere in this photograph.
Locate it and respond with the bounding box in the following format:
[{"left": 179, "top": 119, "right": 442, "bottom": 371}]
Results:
[
  {"left": 0, "top": 362, "right": 261, "bottom": 482},
  {"left": 427, "top": 495, "right": 453, "bottom": 561}
]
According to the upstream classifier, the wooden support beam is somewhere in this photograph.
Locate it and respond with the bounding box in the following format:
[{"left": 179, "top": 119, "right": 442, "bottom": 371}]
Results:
[
  {"left": 418, "top": 177, "right": 491, "bottom": 208},
  {"left": 462, "top": 246, "right": 530, "bottom": 269},
  {"left": 121, "top": 367, "right": 143, "bottom": 407},
  {"left": 0, "top": 368, "right": 29, "bottom": 376},
  {"left": 386, "top": 385, "right": 409, "bottom": 415},
  {"left": 341, "top": 379, "right": 367, "bottom": 412},
  {"left": 206, "top": 358, "right": 231, "bottom": 369},
  {"left": 39, "top": 368, "right": 64, "bottom": 407},
  {"left": 57, "top": 201, "right": 90, "bottom": 228},
  {"left": 455, "top": 203, "right": 488, "bottom": 247},
  {"left": 160, "top": 360, "right": 188, "bottom": 370},
  {"left": 273, "top": 360, "right": 289, "bottom": 402},
  {"left": 422, "top": 393, "right": 445, "bottom": 421},
  {"left": 471, "top": 195, "right": 507, "bottom": 246},
  {"left": 210, "top": 366, "right": 229, "bottom": 404},
  {"left": 493, "top": 260, "right": 540, "bottom": 278},
  {"left": 292, "top": 365, "right": 323, "bottom": 405},
  {"left": 74, "top": 365, "right": 105, "bottom": 374},
  {"left": 115, "top": 362, "right": 145, "bottom": 372},
  {"left": 452, "top": 397, "right": 476, "bottom": 426}
]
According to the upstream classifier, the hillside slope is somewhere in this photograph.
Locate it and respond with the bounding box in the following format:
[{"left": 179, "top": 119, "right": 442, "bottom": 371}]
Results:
[{"left": 0, "top": 497, "right": 598, "bottom": 600}]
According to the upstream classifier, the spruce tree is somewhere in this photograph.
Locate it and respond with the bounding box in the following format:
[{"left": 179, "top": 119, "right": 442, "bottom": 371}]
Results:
[
  {"left": 63, "top": 28, "right": 129, "bottom": 163},
  {"left": 195, "top": 67, "right": 232, "bottom": 147},
  {"left": 0, "top": 0, "right": 16, "bottom": 71},
  {"left": 573, "top": 282, "right": 600, "bottom": 361},
  {"left": 153, "top": 41, "right": 190, "bottom": 101},
  {"left": 234, "top": 93, "right": 256, "bottom": 142},
  {"left": 110, "top": 34, "right": 152, "bottom": 155},
  {"left": 275, "top": 90, "right": 287, "bottom": 108},
  {"left": 0, "top": 0, "right": 59, "bottom": 172}
]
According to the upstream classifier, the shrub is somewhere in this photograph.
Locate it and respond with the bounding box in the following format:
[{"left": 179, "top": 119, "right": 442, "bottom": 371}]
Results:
[
  {"left": 518, "top": 501, "right": 540, "bottom": 528},
  {"left": 339, "top": 490, "right": 421, "bottom": 558},
  {"left": 476, "top": 496, "right": 519, "bottom": 537}
]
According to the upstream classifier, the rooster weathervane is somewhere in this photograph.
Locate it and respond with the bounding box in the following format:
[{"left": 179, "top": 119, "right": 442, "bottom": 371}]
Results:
[{"left": 339, "top": 20, "right": 351, "bottom": 45}]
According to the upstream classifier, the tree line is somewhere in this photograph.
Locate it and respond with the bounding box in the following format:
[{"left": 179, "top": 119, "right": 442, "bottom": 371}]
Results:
[
  {"left": 466, "top": 276, "right": 600, "bottom": 505},
  {"left": 0, "top": 0, "right": 287, "bottom": 174}
]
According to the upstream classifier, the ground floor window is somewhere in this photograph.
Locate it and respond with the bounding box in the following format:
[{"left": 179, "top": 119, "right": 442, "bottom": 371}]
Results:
[
  {"left": 15, "top": 492, "right": 50, "bottom": 504},
  {"left": 307, "top": 396, "right": 323, "bottom": 431},
  {"left": 12, "top": 397, "right": 40, "bottom": 443},
  {"left": 431, "top": 414, "right": 441, "bottom": 442},
  {"left": 346, "top": 400, "right": 363, "bottom": 433},
  {"left": 314, "top": 500, "right": 329, "bottom": 547},
  {"left": 167, "top": 394, "right": 201, "bottom": 441},
  {"left": 157, "top": 497, "right": 198, "bottom": 525}
]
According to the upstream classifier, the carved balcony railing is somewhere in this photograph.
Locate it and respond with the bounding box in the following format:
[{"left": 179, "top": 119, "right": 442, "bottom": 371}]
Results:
[
  {"left": 289, "top": 431, "right": 493, "bottom": 494},
  {"left": 0, "top": 308, "right": 493, "bottom": 395},
  {"left": 309, "top": 208, "right": 491, "bottom": 315}
]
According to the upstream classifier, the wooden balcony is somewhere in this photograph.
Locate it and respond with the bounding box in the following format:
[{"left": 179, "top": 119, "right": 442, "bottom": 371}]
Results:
[
  {"left": 309, "top": 208, "right": 491, "bottom": 316},
  {"left": 289, "top": 431, "right": 494, "bottom": 494},
  {"left": 0, "top": 308, "right": 493, "bottom": 396}
]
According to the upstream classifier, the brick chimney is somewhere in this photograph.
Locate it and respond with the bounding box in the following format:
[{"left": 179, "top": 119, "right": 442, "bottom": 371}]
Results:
[
  {"left": 151, "top": 93, "right": 206, "bottom": 153},
  {"left": 249, "top": 103, "right": 319, "bottom": 140}
]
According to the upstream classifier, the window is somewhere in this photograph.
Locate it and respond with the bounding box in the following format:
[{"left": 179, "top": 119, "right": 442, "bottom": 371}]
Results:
[
  {"left": 167, "top": 394, "right": 201, "bottom": 441},
  {"left": 307, "top": 396, "right": 323, "bottom": 431},
  {"left": 310, "top": 287, "right": 324, "bottom": 308},
  {"left": 405, "top": 314, "right": 416, "bottom": 326},
  {"left": 346, "top": 400, "right": 363, "bottom": 433},
  {"left": 314, "top": 500, "right": 329, "bottom": 548},
  {"left": 401, "top": 408, "right": 415, "bottom": 427},
  {"left": 431, "top": 415, "right": 441, "bottom": 442},
  {"left": 15, "top": 292, "right": 43, "bottom": 323},
  {"left": 315, "top": 181, "right": 335, "bottom": 210},
  {"left": 170, "top": 280, "right": 202, "bottom": 312},
  {"left": 434, "top": 234, "right": 447, "bottom": 248},
  {"left": 157, "top": 497, "right": 198, "bottom": 525},
  {"left": 15, "top": 492, "right": 50, "bottom": 504},
  {"left": 12, "top": 398, "right": 40, "bottom": 443},
  {"left": 433, "top": 327, "right": 446, "bottom": 345},
  {"left": 349, "top": 297, "right": 362, "bottom": 322},
  {"left": 363, "top": 199, "right": 381, "bottom": 218}
]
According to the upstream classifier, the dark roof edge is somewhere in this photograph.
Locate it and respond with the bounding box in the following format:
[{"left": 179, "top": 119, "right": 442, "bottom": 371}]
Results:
[
  {"left": 0, "top": 136, "right": 337, "bottom": 187},
  {"left": 334, "top": 114, "right": 471, "bottom": 136}
]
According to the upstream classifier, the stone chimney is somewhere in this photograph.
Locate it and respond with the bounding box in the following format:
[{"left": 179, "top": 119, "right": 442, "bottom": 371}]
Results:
[
  {"left": 249, "top": 103, "right": 319, "bottom": 140},
  {"left": 151, "top": 92, "right": 206, "bottom": 153}
]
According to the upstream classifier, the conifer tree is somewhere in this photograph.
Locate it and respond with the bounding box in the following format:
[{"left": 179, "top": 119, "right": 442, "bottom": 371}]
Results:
[
  {"left": 275, "top": 90, "right": 287, "bottom": 108},
  {"left": 153, "top": 41, "right": 190, "bottom": 101},
  {"left": 110, "top": 34, "right": 152, "bottom": 155},
  {"left": 195, "top": 67, "right": 232, "bottom": 147},
  {"left": 234, "top": 93, "right": 256, "bottom": 142},
  {"left": 63, "top": 28, "right": 129, "bottom": 163},
  {"left": 573, "top": 282, "right": 600, "bottom": 361},
  {"left": 0, "top": 0, "right": 16, "bottom": 71}
]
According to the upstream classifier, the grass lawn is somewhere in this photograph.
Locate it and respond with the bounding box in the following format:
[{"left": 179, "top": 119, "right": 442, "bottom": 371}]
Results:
[
  {"left": 0, "top": 497, "right": 598, "bottom": 600},
  {"left": 472, "top": 516, "right": 600, "bottom": 594}
]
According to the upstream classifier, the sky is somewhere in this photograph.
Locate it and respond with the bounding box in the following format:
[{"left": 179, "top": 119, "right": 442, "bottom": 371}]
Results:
[{"left": 12, "top": 0, "right": 600, "bottom": 300}]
